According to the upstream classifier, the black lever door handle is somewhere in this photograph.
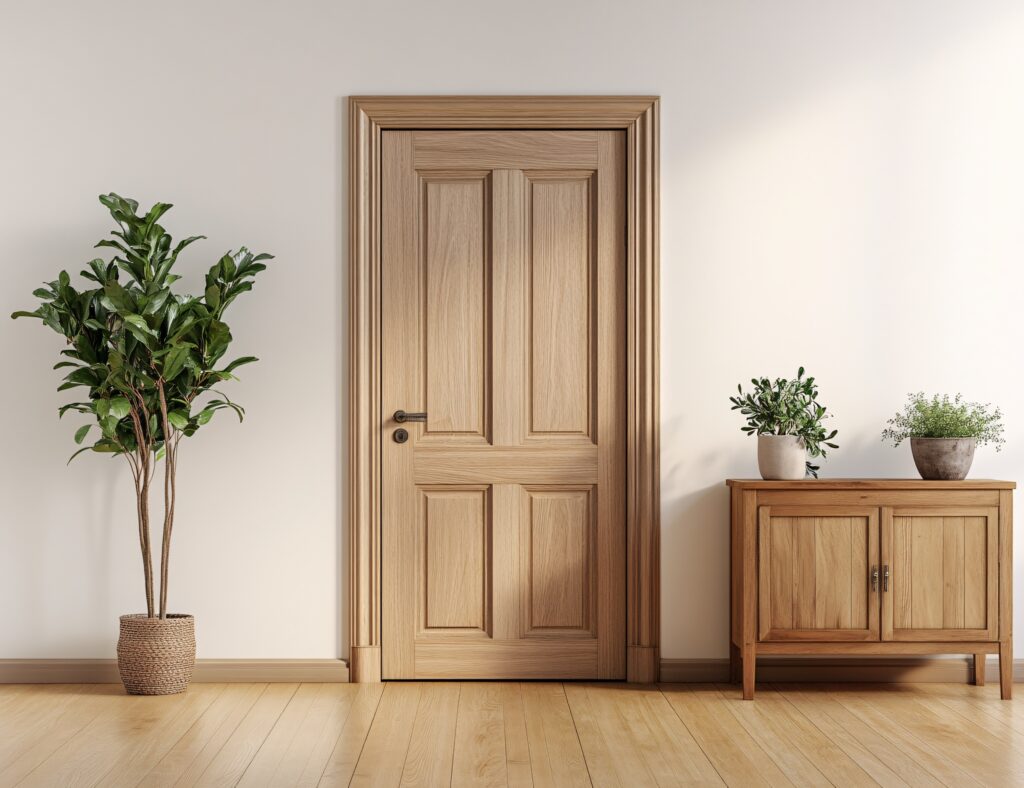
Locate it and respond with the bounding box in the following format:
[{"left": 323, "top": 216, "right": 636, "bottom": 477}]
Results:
[{"left": 394, "top": 410, "right": 427, "bottom": 423}]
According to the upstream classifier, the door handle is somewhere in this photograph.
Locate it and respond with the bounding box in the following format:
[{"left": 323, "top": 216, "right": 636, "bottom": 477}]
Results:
[
  {"left": 883, "top": 564, "right": 890, "bottom": 592},
  {"left": 871, "top": 566, "right": 879, "bottom": 592},
  {"left": 393, "top": 410, "right": 427, "bottom": 423}
]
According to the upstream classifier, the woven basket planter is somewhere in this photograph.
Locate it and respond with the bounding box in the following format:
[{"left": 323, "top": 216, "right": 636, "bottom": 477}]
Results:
[{"left": 117, "top": 614, "right": 195, "bottom": 695}]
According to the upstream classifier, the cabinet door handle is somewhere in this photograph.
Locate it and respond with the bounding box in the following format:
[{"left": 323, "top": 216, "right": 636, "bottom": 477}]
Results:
[
  {"left": 871, "top": 566, "right": 879, "bottom": 592},
  {"left": 883, "top": 564, "right": 890, "bottom": 592}
]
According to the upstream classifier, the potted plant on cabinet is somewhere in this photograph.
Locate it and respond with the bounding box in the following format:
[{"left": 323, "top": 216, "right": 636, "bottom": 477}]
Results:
[
  {"left": 12, "top": 194, "right": 270, "bottom": 694},
  {"left": 729, "top": 367, "right": 839, "bottom": 479},
  {"left": 882, "top": 393, "right": 1004, "bottom": 480}
]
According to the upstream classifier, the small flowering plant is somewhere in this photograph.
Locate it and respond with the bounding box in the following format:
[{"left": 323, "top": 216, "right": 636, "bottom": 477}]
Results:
[{"left": 882, "top": 393, "right": 1004, "bottom": 449}]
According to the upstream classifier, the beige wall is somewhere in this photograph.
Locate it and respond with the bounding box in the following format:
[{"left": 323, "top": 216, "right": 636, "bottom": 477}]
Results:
[{"left": 1, "top": 0, "right": 1022, "bottom": 659}]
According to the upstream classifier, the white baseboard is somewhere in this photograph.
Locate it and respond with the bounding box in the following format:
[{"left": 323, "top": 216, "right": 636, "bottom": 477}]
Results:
[
  {"left": 0, "top": 659, "right": 349, "bottom": 683},
  {"left": 659, "top": 656, "right": 1023, "bottom": 683}
]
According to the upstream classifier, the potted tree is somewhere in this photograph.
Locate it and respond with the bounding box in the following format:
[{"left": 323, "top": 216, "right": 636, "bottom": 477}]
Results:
[
  {"left": 883, "top": 393, "right": 1004, "bottom": 480},
  {"left": 12, "top": 194, "right": 270, "bottom": 694},
  {"left": 729, "top": 367, "right": 839, "bottom": 479}
]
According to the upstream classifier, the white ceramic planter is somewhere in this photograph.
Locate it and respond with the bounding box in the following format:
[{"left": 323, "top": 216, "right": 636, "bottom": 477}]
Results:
[{"left": 757, "top": 435, "right": 807, "bottom": 480}]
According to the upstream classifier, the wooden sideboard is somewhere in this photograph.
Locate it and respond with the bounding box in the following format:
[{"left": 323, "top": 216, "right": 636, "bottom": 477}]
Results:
[{"left": 728, "top": 479, "right": 1015, "bottom": 700}]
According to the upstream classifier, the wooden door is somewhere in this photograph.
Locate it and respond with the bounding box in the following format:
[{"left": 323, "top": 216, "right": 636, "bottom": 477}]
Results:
[
  {"left": 380, "top": 130, "right": 626, "bottom": 679},
  {"left": 757, "top": 506, "right": 880, "bottom": 641},
  {"left": 882, "top": 507, "right": 999, "bottom": 641}
]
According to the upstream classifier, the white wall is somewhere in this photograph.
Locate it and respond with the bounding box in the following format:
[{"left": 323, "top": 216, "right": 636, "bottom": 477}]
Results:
[{"left": 1, "top": 0, "right": 1022, "bottom": 660}]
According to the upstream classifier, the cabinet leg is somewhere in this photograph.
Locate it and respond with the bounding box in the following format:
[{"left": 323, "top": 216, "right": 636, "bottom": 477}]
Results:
[
  {"left": 729, "top": 642, "right": 740, "bottom": 684},
  {"left": 742, "top": 644, "right": 755, "bottom": 700},
  {"left": 973, "top": 653, "right": 986, "bottom": 686},
  {"left": 1000, "top": 641, "right": 1013, "bottom": 700}
]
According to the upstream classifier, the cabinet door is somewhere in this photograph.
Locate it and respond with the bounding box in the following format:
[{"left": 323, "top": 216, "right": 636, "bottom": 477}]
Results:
[
  {"left": 882, "top": 507, "right": 998, "bottom": 641},
  {"left": 758, "top": 506, "right": 880, "bottom": 641}
]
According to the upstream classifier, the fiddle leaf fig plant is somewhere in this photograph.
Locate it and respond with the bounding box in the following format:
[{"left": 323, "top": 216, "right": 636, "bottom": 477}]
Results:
[
  {"left": 729, "top": 367, "right": 839, "bottom": 477},
  {"left": 12, "top": 193, "right": 271, "bottom": 619}
]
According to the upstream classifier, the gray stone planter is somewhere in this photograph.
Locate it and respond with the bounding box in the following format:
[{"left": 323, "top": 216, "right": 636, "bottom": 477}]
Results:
[
  {"left": 910, "top": 437, "right": 976, "bottom": 480},
  {"left": 757, "top": 435, "right": 807, "bottom": 480}
]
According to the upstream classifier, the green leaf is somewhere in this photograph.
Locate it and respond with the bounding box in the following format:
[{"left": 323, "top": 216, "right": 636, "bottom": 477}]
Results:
[
  {"left": 10, "top": 310, "right": 40, "bottom": 320},
  {"left": 220, "top": 355, "right": 258, "bottom": 375},
  {"left": 74, "top": 424, "right": 92, "bottom": 444},
  {"left": 67, "top": 446, "right": 93, "bottom": 464},
  {"left": 103, "top": 280, "right": 135, "bottom": 313},
  {"left": 109, "top": 397, "right": 131, "bottom": 419},
  {"left": 167, "top": 410, "right": 189, "bottom": 430},
  {"left": 162, "top": 344, "right": 190, "bottom": 381},
  {"left": 142, "top": 289, "right": 170, "bottom": 315},
  {"left": 220, "top": 253, "right": 237, "bottom": 279},
  {"left": 205, "top": 284, "right": 221, "bottom": 310}
]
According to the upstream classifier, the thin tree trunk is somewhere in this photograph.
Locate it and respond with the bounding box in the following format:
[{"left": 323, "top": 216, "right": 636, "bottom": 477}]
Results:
[
  {"left": 140, "top": 453, "right": 155, "bottom": 617},
  {"left": 129, "top": 406, "right": 155, "bottom": 618},
  {"left": 157, "top": 381, "right": 174, "bottom": 619},
  {"left": 130, "top": 465, "right": 154, "bottom": 618},
  {"left": 159, "top": 438, "right": 178, "bottom": 619}
]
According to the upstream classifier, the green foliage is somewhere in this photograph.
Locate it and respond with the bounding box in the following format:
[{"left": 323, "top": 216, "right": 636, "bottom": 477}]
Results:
[
  {"left": 12, "top": 193, "right": 271, "bottom": 461},
  {"left": 13, "top": 193, "right": 271, "bottom": 618},
  {"left": 729, "top": 367, "right": 839, "bottom": 478},
  {"left": 882, "top": 393, "right": 1004, "bottom": 449}
]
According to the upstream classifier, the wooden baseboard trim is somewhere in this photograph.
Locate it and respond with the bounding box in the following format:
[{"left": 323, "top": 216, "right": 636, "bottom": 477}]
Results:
[
  {"left": 0, "top": 659, "right": 349, "bottom": 684},
  {"left": 660, "top": 656, "right": 1024, "bottom": 684}
]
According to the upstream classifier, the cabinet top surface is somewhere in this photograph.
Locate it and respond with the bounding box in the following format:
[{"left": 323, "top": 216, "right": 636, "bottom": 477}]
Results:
[{"left": 726, "top": 478, "right": 1015, "bottom": 490}]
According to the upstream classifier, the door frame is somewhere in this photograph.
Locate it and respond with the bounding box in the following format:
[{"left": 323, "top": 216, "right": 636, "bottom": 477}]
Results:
[{"left": 347, "top": 96, "right": 660, "bottom": 682}]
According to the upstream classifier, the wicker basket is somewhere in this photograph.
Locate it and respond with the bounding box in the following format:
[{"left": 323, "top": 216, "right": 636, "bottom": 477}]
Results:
[{"left": 117, "top": 614, "right": 195, "bottom": 695}]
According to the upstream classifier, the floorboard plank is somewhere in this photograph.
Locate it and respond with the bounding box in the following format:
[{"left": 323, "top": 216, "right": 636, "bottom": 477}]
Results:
[
  {"left": 659, "top": 684, "right": 793, "bottom": 787},
  {"left": 136, "top": 683, "right": 267, "bottom": 787},
  {"left": 316, "top": 682, "right": 386, "bottom": 787},
  {"left": 824, "top": 684, "right": 987, "bottom": 787},
  {"left": 773, "top": 683, "right": 925, "bottom": 788},
  {"left": 715, "top": 683, "right": 878, "bottom": 787},
  {"left": 273, "top": 683, "right": 363, "bottom": 788},
  {"left": 521, "top": 682, "right": 590, "bottom": 787},
  {"left": 0, "top": 685, "right": 110, "bottom": 788},
  {"left": 97, "top": 683, "right": 226, "bottom": 788},
  {"left": 349, "top": 682, "right": 422, "bottom": 787},
  {"left": 849, "top": 684, "right": 1024, "bottom": 785},
  {"left": 190, "top": 683, "right": 298, "bottom": 787},
  {"left": 499, "top": 683, "right": 534, "bottom": 788},
  {"left": 563, "top": 684, "right": 627, "bottom": 787},
  {"left": 451, "top": 683, "right": 506, "bottom": 787},
  {"left": 401, "top": 682, "right": 460, "bottom": 787},
  {"left": 236, "top": 683, "right": 343, "bottom": 787}
]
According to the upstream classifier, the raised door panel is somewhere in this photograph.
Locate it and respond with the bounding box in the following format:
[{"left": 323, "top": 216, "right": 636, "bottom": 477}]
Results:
[
  {"left": 522, "top": 487, "right": 595, "bottom": 635},
  {"left": 420, "top": 488, "right": 490, "bottom": 636},
  {"left": 758, "top": 507, "right": 880, "bottom": 641},
  {"left": 528, "top": 173, "right": 594, "bottom": 438},
  {"left": 422, "top": 174, "right": 491, "bottom": 441},
  {"left": 381, "top": 129, "right": 625, "bottom": 680},
  {"left": 882, "top": 507, "right": 998, "bottom": 641}
]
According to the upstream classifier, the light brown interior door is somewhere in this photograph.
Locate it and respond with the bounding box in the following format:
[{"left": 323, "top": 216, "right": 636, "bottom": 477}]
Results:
[{"left": 381, "top": 130, "right": 626, "bottom": 679}]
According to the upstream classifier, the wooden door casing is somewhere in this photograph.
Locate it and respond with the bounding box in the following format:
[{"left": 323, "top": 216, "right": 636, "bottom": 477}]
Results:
[
  {"left": 381, "top": 130, "right": 626, "bottom": 679},
  {"left": 881, "top": 507, "right": 999, "bottom": 642},
  {"left": 757, "top": 506, "right": 880, "bottom": 642}
]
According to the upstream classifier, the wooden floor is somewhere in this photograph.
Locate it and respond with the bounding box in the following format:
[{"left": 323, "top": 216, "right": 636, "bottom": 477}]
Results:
[{"left": 1, "top": 682, "right": 1023, "bottom": 786}]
